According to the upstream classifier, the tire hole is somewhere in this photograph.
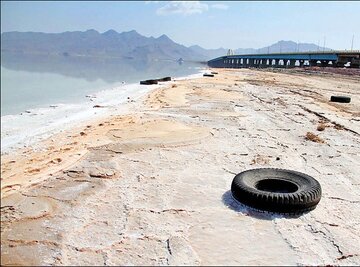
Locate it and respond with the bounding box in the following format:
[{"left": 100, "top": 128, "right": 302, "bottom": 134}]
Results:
[{"left": 255, "top": 179, "right": 298, "bottom": 193}]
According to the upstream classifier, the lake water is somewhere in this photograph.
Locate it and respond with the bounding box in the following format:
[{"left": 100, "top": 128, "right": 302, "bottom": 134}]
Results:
[
  {"left": 1, "top": 53, "right": 205, "bottom": 115},
  {"left": 1, "top": 53, "right": 206, "bottom": 152}
]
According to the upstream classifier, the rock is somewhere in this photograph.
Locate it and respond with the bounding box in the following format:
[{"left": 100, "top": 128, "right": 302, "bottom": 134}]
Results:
[{"left": 88, "top": 167, "right": 118, "bottom": 179}]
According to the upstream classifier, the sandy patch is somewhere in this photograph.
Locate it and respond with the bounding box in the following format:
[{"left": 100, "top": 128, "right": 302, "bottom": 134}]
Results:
[
  {"left": 145, "top": 77, "right": 244, "bottom": 110},
  {"left": 107, "top": 119, "right": 209, "bottom": 145}
]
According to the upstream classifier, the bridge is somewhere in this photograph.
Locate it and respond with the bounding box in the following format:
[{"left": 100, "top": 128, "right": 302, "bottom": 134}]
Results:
[{"left": 207, "top": 50, "right": 360, "bottom": 69}]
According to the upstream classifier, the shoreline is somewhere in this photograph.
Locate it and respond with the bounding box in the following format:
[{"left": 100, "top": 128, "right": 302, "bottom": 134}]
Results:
[
  {"left": 1, "top": 68, "right": 360, "bottom": 265},
  {"left": 1, "top": 69, "right": 208, "bottom": 198},
  {"left": 1, "top": 69, "right": 206, "bottom": 154}
]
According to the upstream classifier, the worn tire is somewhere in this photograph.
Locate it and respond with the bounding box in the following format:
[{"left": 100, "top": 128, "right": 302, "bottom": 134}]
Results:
[
  {"left": 140, "top": 79, "right": 158, "bottom": 85},
  {"left": 330, "top": 96, "right": 351, "bottom": 103},
  {"left": 157, "top": 77, "right": 172, "bottom": 82},
  {"left": 231, "top": 168, "right": 321, "bottom": 214},
  {"left": 203, "top": 74, "right": 214, "bottom": 77}
]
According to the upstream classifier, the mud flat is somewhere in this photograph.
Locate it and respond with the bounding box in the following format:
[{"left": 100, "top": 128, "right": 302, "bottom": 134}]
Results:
[{"left": 1, "top": 68, "right": 360, "bottom": 266}]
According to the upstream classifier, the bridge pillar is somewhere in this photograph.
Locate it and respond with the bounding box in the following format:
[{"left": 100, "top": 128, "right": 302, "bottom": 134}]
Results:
[
  {"left": 245, "top": 59, "right": 248, "bottom": 67},
  {"left": 274, "top": 59, "right": 280, "bottom": 68},
  {"left": 334, "top": 61, "right": 344, "bottom": 68},
  {"left": 289, "top": 59, "right": 296, "bottom": 68},
  {"left": 299, "top": 60, "right": 304, "bottom": 67},
  {"left": 350, "top": 62, "right": 360, "bottom": 69},
  {"left": 321, "top": 61, "right": 329, "bottom": 67},
  {"left": 310, "top": 60, "right": 318, "bottom": 67},
  {"left": 261, "top": 59, "right": 268, "bottom": 68}
]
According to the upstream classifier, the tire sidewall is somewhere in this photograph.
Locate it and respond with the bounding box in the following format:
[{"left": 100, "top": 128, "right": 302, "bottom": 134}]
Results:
[{"left": 231, "top": 168, "right": 322, "bottom": 213}]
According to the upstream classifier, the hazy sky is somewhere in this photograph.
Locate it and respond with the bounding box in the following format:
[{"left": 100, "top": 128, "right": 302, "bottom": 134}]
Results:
[{"left": 1, "top": 1, "right": 360, "bottom": 50}]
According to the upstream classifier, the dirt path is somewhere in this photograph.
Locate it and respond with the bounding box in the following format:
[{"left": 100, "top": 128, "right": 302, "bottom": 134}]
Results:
[{"left": 1, "top": 68, "right": 360, "bottom": 266}]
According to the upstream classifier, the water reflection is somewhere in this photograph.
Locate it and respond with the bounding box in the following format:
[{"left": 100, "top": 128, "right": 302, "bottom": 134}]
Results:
[
  {"left": 1, "top": 52, "right": 205, "bottom": 83},
  {"left": 1, "top": 52, "right": 205, "bottom": 115}
]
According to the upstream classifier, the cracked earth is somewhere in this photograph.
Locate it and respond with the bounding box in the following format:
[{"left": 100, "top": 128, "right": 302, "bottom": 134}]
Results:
[{"left": 1, "top": 68, "right": 360, "bottom": 265}]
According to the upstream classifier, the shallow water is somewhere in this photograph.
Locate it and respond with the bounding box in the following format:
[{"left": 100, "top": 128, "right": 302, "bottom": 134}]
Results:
[
  {"left": 1, "top": 53, "right": 205, "bottom": 152},
  {"left": 1, "top": 53, "right": 204, "bottom": 115}
]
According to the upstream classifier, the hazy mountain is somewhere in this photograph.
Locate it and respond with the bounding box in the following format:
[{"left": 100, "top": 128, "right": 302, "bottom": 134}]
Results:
[
  {"left": 189, "top": 40, "right": 330, "bottom": 59},
  {"left": 1, "top": 30, "right": 206, "bottom": 61},
  {"left": 1, "top": 30, "right": 331, "bottom": 61},
  {"left": 234, "top": 40, "right": 330, "bottom": 55},
  {"left": 188, "top": 45, "right": 227, "bottom": 59},
  {"left": 127, "top": 34, "right": 204, "bottom": 61}
]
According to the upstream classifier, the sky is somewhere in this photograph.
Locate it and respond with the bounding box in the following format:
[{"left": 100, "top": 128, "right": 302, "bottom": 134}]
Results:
[{"left": 1, "top": 1, "right": 360, "bottom": 50}]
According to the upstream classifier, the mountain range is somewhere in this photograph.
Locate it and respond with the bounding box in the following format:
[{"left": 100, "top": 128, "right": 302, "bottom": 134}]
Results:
[{"left": 1, "top": 29, "right": 330, "bottom": 61}]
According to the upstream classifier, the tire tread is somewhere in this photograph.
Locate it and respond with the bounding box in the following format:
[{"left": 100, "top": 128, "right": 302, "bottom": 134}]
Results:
[{"left": 231, "top": 168, "right": 322, "bottom": 214}]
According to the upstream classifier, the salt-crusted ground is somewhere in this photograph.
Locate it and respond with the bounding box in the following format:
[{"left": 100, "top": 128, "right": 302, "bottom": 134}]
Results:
[{"left": 1, "top": 68, "right": 360, "bottom": 266}]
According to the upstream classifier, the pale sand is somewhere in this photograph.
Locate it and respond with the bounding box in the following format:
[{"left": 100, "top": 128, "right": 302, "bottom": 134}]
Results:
[{"left": 1, "top": 68, "right": 360, "bottom": 266}]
